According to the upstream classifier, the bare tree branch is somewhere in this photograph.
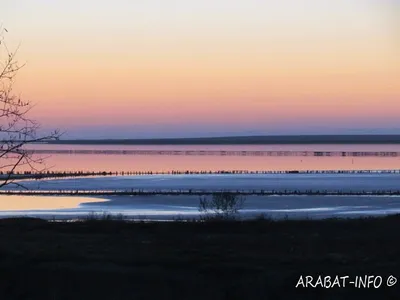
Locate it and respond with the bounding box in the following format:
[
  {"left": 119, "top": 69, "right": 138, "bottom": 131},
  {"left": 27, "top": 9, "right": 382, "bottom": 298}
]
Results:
[{"left": 0, "top": 27, "right": 61, "bottom": 189}]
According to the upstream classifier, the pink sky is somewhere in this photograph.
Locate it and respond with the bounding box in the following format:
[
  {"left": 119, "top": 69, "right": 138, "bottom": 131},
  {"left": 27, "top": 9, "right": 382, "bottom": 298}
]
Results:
[{"left": 1, "top": 0, "right": 399, "bottom": 138}]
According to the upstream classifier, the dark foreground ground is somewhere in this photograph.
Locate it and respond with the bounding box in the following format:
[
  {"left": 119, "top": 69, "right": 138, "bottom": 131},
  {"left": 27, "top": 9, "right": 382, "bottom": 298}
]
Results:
[{"left": 0, "top": 216, "right": 399, "bottom": 300}]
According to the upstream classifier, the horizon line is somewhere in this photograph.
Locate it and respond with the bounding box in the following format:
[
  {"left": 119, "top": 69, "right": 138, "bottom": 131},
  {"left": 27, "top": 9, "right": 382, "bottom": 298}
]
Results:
[{"left": 40, "top": 134, "right": 400, "bottom": 145}]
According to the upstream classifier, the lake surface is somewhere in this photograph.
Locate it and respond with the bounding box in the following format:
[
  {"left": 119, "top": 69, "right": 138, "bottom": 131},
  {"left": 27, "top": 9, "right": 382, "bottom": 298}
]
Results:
[
  {"left": 1, "top": 194, "right": 400, "bottom": 221},
  {"left": 8, "top": 173, "right": 400, "bottom": 192},
  {"left": 0, "top": 195, "right": 107, "bottom": 211},
  {"left": 2, "top": 172, "right": 400, "bottom": 220},
  {"left": 2, "top": 143, "right": 400, "bottom": 220},
  {"left": 20, "top": 144, "right": 400, "bottom": 172}
]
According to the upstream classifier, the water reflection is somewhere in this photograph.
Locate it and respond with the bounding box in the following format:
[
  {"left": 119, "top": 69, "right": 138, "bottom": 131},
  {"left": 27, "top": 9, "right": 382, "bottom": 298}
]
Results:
[
  {"left": 35, "top": 154, "right": 400, "bottom": 173},
  {"left": 0, "top": 195, "right": 107, "bottom": 211},
  {"left": 12, "top": 144, "right": 400, "bottom": 172},
  {"left": 1, "top": 194, "right": 400, "bottom": 221}
]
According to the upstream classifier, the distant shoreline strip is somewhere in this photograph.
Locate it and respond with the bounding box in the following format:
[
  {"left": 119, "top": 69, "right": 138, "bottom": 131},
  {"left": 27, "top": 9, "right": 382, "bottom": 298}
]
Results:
[
  {"left": 25, "top": 150, "right": 400, "bottom": 157},
  {"left": 39, "top": 135, "right": 400, "bottom": 145},
  {"left": 1, "top": 169, "right": 400, "bottom": 182},
  {"left": 1, "top": 189, "right": 400, "bottom": 196}
]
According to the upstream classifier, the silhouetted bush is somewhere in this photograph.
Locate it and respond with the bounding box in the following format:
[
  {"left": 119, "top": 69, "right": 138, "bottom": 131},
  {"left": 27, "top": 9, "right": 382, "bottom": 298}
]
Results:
[
  {"left": 199, "top": 192, "right": 245, "bottom": 219},
  {"left": 82, "top": 212, "right": 125, "bottom": 222}
]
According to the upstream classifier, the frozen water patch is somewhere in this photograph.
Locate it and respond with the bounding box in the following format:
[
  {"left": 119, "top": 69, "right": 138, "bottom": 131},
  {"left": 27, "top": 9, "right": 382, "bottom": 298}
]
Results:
[
  {"left": 0, "top": 194, "right": 400, "bottom": 221},
  {"left": 6, "top": 173, "right": 400, "bottom": 193},
  {"left": 339, "top": 208, "right": 400, "bottom": 215}
]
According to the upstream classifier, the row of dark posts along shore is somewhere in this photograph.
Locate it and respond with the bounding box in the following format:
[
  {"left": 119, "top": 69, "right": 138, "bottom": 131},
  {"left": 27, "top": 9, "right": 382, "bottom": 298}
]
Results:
[
  {"left": 1, "top": 169, "right": 400, "bottom": 181},
  {"left": 1, "top": 189, "right": 400, "bottom": 196}
]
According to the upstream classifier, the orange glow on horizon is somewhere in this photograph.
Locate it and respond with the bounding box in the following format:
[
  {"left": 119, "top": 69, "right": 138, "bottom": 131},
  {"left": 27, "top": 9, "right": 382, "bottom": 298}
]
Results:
[{"left": 2, "top": 0, "right": 399, "bottom": 136}]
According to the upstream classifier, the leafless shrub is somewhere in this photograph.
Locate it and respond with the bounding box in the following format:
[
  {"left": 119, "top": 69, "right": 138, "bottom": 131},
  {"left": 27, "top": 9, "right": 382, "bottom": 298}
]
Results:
[
  {"left": 199, "top": 192, "right": 245, "bottom": 219},
  {"left": 0, "top": 26, "right": 60, "bottom": 188}
]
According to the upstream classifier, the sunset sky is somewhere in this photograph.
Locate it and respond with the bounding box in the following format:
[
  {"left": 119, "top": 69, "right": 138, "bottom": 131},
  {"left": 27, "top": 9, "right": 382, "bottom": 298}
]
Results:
[{"left": 1, "top": 0, "right": 399, "bottom": 138}]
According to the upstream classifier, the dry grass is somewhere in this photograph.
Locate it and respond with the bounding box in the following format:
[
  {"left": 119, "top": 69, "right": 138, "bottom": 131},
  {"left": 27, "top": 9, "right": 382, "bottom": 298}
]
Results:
[{"left": 0, "top": 215, "right": 399, "bottom": 299}]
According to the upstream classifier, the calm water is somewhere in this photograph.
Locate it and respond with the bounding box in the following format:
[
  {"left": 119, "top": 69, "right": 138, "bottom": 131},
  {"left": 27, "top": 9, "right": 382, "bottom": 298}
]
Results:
[
  {"left": 3, "top": 144, "right": 400, "bottom": 219},
  {"left": 20, "top": 144, "right": 400, "bottom": 172},
  {"left": 0, "top": 195, "right": 106, "bottom": 211},
  {"left": 1, "top": 194, "right": 400, "bottom": 220}
]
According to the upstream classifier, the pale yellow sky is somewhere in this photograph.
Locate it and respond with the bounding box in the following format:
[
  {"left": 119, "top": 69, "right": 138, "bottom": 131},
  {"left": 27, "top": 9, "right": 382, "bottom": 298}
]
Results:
[{"left": 1, "top": 0, "right": 399, "bottom": 137}]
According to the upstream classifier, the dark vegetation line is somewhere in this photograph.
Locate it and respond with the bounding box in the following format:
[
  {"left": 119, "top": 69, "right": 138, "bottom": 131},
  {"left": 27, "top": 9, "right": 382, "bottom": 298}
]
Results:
[
  {"left": 24, "top": 149, "right": 400, "bottom": 156},
  {"left": 39, "top": 134, "right": 400, "bottom": 145},
  {"left": 1, "top": 168, "right": 400, "bottom": 181},
  {"left": 2, "top": 189, "right": 400, "bottom": 196},
  {"left": 0, "top": 168, "right": 399, "bottom": 184}
]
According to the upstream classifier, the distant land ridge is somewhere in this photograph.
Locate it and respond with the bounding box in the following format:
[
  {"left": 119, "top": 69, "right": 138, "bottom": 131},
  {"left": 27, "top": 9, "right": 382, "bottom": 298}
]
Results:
[{"left": 41, "top": 135, "right": 400, "bottom": 145}]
